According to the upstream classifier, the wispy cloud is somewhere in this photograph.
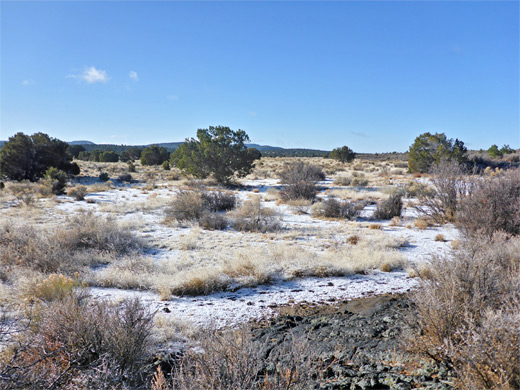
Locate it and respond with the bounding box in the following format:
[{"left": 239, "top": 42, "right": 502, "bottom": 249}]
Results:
[
  {"left": 21, "top": 79, "right": 36, "bottom": 86},
  {"left": 350, "top": 131, "right": 370, "bottom": 139},
  {"left": 68, "top": 66, "right": 110, "bottom": 84},
  {"left": 249, "top": 111, "right": 257, "bottom": 117},
  {"left": 166, "top": 95, "right": 179, "bottom": 101},
  {"left": 129, "top": 70, "right": 139, "bottom": 81}
]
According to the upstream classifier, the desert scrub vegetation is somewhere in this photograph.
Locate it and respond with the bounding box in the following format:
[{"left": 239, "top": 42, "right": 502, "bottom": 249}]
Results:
[
  {"left": 409, "top": 234, "right": 520, "bottom": 389},
  {"left": 457, "top": 168, "right": 520, "bottom": 237},
  {"left": 93, "top": 232, "right": 407, "bottom": 298},
  {"left": 0, "top": 211, "right": 142, "bottom": 275},
  {"left": 230, "top": 198, "right": 280, "bottom": 233},
  {"left": 153, "top": 327, "right": 321, "bottom": 390},
  {"left": 311, "top": 198, "right": 361, "bottom": 220},
  {"left": 166, "top": 189, "right": 236, "bottom": 230},
  {"left": 279, "top": 161, "right": 325, "bottom": 201},
  {"left": 0, "top": 292, "right": 155, "bottom": 389},
  {"left": 373, "top": 192, "right": 403, "bottom": 220}
]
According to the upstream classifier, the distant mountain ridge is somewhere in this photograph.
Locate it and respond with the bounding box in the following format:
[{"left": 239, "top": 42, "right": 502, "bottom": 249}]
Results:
[{"left": 66, "top": 140, "right": 331, "bottom": 157}]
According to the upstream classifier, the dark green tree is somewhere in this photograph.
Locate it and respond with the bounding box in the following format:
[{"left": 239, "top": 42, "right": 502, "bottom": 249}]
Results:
[
  {"left": 408, "top": 132, "right": 467, "bottom": 173},
  {"left": 0, "top": 132, "right": 79, "bottom": 181},
  {"left": 500, "top": 144, "right": 515, "bottom": 155},
  {"left": 140, "top": 145, "right": 170, "bottom": 166},
  {"left": 100, "top": 150, "right": 119, "bottom": 162},
  {"left": 67, "top": 144, "right": 86, "bottom": 158},
  {"left": 488, "top": 144, "right": 502, "bottom": 158},
  {"left": 330, "top": 146, "right": 356, "bottom": 163},
  {"left": 171, "top": 126, "right": 261, "bottom": 184},
  {"left": 89, "top": 150, "right": 102, "bottom": 162}
]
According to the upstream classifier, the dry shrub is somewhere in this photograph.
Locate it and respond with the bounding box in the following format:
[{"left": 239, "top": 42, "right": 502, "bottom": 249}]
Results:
[
  {"left": 312, "top": 198, "right": 360, "bottom": 220},
  {"left": 230, "top": 199, "right": 280, "bottom": 233},
  {"left": 414, "top": 160, "right": 468, "bottom": 224},
  {"left": 67, "top": 185, "right": 88, "bottom": 201},
  {"left": 409, "top": 233, "right": 520, "bottom": 389},
  {"left": 414, "top": 218, "right": 431, "bottom": 230},
  {"left": 0, "top": 212, "right": 141, "bottom": 274},
  {"left": 201, "top": 190, "right": 237, "bottom": 212},
  {"left": 198, "top": 212, "right": 228, "bottom": 231},
  {"left": 369, "top": 223, "right": 382, "bottom": 230},
  {"left": 167, "top": 191, "right": 207, "bottom": 222},
  {"left": 457, "top": 168, "right": 520, "bottom": 237},
  {"left": 162, "top": 328, "right": 320, "bottom": 390},
  {"left": 279, "top": 161, "right": 324, "bottom": 201},
  {"left": 333, "top": 175, "right": 352, "bottom": 186},
  {"left": 434, "top": 234, "right": 445, "bottom": 242},
  {"left": 1, "top": 294, "right": 154, "bottom": 389},
  {"left": 350, "top": 177, "right": 368, "bottom": 187},
  {"left": 25, "top": 273, "right": 85, "bottom": 303},
  {"left": 373, "top": 193, "right": 403, "bottom": 220},
  {"left": 285, "top": 198, "right": 312, "bottom": 215}
]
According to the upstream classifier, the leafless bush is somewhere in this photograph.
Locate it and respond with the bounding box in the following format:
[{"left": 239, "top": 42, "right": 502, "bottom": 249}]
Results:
[
  {"left": 201, "top": 190, "right": 236, "bottom": 212},
  {"left": 457, "top": 168, "right": 520, "bottom": 237},
  {"left": 414, "top": 160, "right": 468, "bottom": 223},
  {"left": 408, "top": 233, "right": 520, "bottom": 389},
  {"left": 1, "top": 294, "right": 155, "bottom": 389},
  {"left": 198, "top": 212, "right": 228, "bottom": 231},
  {"left": 279, "top": 161, "right": 325, "bottom": 201},
  {"left": 313, "top": 198, "right": 360, "bottom": 220},
  {"left": 230, "top": 199, "right": 280, "bottom": 232},
  {"left": 373, "top": 193, "right": 402, "bottom": 220},
  {"left": 157, "top": 327, "right": 320, "bottom": 390},
  {"left": 167, "top": 191, "right": 207, "bottom": 222}
]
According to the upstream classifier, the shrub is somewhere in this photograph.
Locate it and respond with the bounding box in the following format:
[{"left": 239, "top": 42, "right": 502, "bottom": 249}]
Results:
[
  {"left": 408, "top": 234, "right": 520, "bottom": 389},
  {"left": 408, "top": 132, "right": 467, "bottom": 173},
  {"left": 43, "top": 167, "right": 67, "bottom": 195},
  {"left": 333, "top": 175, "right": 352, "bottom": 186},
  {"left": 279, "top": 161, "right": 325, "bottom": 201},
  {"left": 99, "top": 172, "right": 109, "bottom": 182},
  {"left": 67, "top": 185, "right": 88, "bottom": 201},
  {"left": 230, "top": 199, "right": 280, "bottom": 232},
  {"left": 25, "top": 273, "right": 85, "bottom": 303},
  {"left": 373, "top": 193, "right": 402, "bottom": 220},
  {"left": 167, "top": 191, "right": 207, "bottom": 222},
  {"left": 118, "top": 173, "right": 132, "bottom": 182},
  {"left": 414, "top": 160, "right": 468, "bottom": 224},
  {"left": 198, "top": 212, "right": 228, "bottom": 231},
  {"left": 1, "top": 295, "right": 155, "bottom": 388},
  {"left": 457, "top": 168, "right": 520, "bottom": 237},
  {"left": 201, "top": 190, "right": 237, "bottom": 212},
  {"left": 171, "top": 126, "right": 261, "bottom": 184},
  {"left": 313, "top": 198, "right": 360, "bottom": 220},
  {"left": 99, "top": 150, "right": 119, "bottom": 162},
  {"left": 127, "top": 161, "right": 136, "bottom": 172},
  {"left": 162, "top": 160, "right": 170, "bottom": 171}
]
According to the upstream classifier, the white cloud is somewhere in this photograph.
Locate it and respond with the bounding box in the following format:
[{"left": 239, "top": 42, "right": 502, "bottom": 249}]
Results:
[
  {"left": 166, "top": 95, "right": 179, "bottom": 101},
  {"left": 129, "top": 70, "right": 139, "bottom": 81},
  {"left": 68, "top": 66, "right": 109, "bottom": 84},
  {"left": 21, "top": 79, "right": 36, "bottom": 86}
]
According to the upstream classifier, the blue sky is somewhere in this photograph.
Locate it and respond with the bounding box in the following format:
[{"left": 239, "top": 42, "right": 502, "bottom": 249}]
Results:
[{"left": 1, "top": 1, "right": 518, "bottom": 152}]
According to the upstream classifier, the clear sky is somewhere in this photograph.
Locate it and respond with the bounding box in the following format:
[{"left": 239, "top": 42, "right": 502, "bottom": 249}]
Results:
[{"left": 1, "top": 1, "right": 519, "bottom": 152}]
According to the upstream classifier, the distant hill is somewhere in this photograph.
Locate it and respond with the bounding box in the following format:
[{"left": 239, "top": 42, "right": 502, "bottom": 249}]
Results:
[
  {"left": 69, "top": 140, "right": 95, "bottom": 145},
  {"left": 65, "top": 140, "right": 331, "bottom": 157}
]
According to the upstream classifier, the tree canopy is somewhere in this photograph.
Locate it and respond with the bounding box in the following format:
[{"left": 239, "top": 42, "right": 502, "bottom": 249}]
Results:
[
  {"left": 171, "top": 126, "right": 261, "bottom": 184},
  {"left": 330, "top": 146, "right": 356, "bottom": 163},
  {"left": 408, "top": 132, "right": 467, "bottom": 173},
  {"left": 140, "top": 145, "right": 170, "bottom": 166},
  {"left": 0, "top": 132, "right": 79, "bottom": 181}
]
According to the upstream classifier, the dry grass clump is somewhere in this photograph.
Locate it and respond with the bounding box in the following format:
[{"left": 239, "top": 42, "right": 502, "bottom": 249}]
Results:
[
  {"left": 434, "top": 234, "right": 445, "bottom": 242},
  {"left": 413, "top": 218, "right": 432, "bottom": 230},
  {"left": 333, "top": 175, "right": 352, "bottom": 186},
  {"left": 285, "top": 198, "right": 312, "bottom": 215},
  {"left": 409, "top": 234, "right": 520, "bottom": 389},
  {"left": 230, "top": 199, "right": 280, "bottom": 233},
  {"left": 0, "top": 211, "right": 141, "bottom": 274},
  {"left": 0, "top": 293, "right": 155, "bottom": 389},
  {"left": 312, "top": 198, "right": 361, "bottom": 220},
  {"left": 24, "top": 273, "right": 85, "bottom": 303}
]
